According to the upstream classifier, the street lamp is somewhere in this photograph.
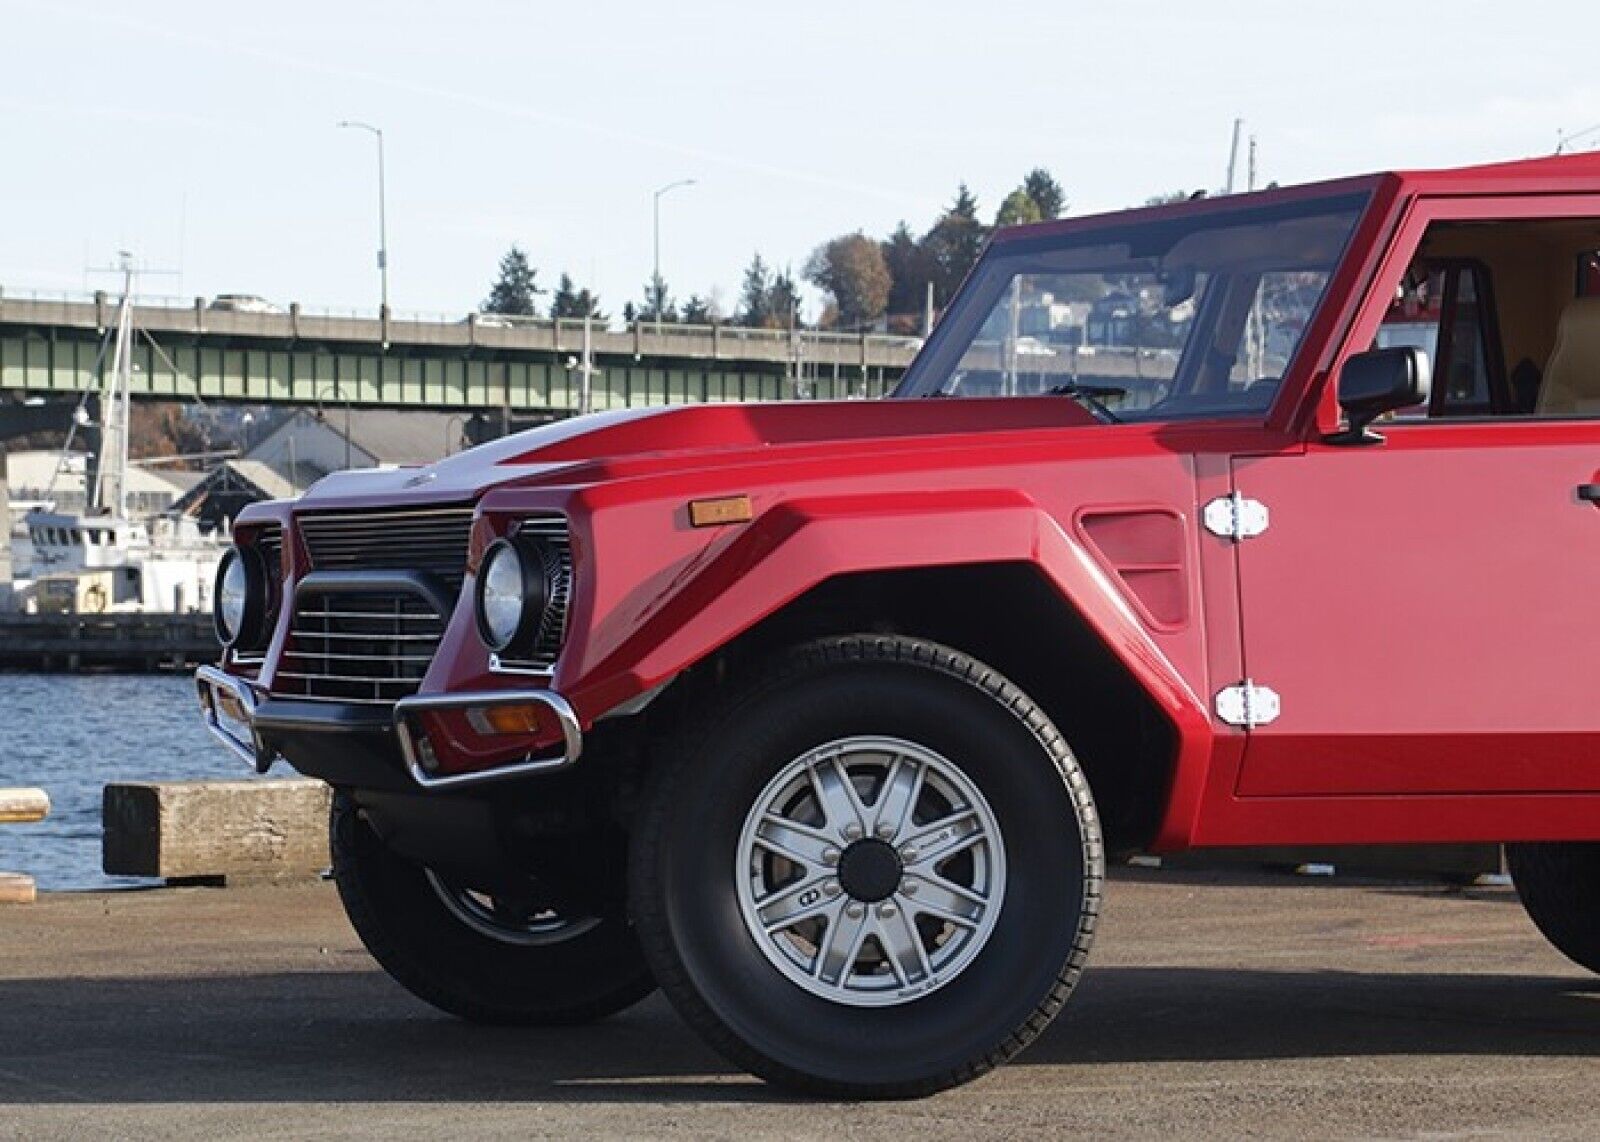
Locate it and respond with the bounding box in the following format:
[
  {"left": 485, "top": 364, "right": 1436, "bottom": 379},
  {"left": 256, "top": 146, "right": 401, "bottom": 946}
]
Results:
[
  {"left": 652, "top": 178, "right": 697, "bottom": 323},
  {"left": 338, "top": 120, "right": 388, "bottom": 317}
]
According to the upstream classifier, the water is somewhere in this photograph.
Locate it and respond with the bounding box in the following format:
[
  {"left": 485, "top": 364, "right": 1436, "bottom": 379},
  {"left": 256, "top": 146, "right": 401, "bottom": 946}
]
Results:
[{"left": 0, "top": 673, "right": 241, "bottom": 890}]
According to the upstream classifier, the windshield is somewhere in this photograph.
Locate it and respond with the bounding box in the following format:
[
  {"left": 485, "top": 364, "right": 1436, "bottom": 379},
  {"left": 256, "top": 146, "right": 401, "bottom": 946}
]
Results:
[{"left": 895, "top": 194, "right": 1367, "bottom": 421}]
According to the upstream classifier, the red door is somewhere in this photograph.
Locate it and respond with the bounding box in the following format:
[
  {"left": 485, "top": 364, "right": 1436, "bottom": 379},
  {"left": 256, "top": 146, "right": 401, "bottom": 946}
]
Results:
[{"left": 1232, "top": 421, "right": 1600, "bottom": 796}]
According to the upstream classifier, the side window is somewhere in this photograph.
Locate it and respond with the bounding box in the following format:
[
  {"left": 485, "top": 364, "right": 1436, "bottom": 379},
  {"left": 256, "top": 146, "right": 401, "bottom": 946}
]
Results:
[
  {"left": 1366, "top": 217, "right": 1600, "bottom": 422},
  {"left": 1373, "top": 262, "right": 1499, "bottom": 419}
]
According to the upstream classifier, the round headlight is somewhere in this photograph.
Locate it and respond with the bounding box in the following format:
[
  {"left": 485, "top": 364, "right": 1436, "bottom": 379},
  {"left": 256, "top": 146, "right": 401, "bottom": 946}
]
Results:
[
  {"left": 475, "top": 538, "right": 549, "bottom": 654},
  {"left": 213, "top": 545, "right": 265, "bottom": 648}
]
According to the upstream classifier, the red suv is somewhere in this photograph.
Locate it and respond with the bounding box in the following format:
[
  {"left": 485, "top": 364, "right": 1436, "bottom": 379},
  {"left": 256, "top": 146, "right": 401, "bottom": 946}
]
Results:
[{"left": 197, "top": 151, "right": 1600, "bottom": 1097}]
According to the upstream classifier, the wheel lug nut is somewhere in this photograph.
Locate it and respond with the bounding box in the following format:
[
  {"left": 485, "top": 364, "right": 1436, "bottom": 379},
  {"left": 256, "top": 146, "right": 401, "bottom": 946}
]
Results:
[
  {"left": 899, "top": 846, "right": 917, "bottom": 862},
  {"left": 822, "top": 847, "right": 841, "bottom": 865},
  {"left": 845, "top": 903, "right": 864, "bottom": 919},
  {"left": 878, "top": 903, "right": 896, "bottom": 919},
  {"left": 875, "top": 822, "right": 894, "bottom": 839},
  {"left": 901, "top": 879, "right": 918, "bottom": 895},
  {"left": 843, "top": 824, "right": 863, "bottom": 841},
  {"left": 824, "top": 880, "right": 842, "bottom": 897}
]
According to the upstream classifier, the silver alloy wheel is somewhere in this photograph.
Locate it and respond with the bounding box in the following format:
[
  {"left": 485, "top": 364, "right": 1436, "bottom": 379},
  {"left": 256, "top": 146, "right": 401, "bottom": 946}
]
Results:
[
  {"left": 734, "top": 735, "right": 1007, "bottom": 1007},
  {"left": 423, "top": 869, "right": 601, "bottom": 947}
]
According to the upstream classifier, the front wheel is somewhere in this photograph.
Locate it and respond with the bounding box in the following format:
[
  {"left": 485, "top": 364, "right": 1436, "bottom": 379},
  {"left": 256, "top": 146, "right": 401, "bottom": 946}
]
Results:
[
  {"left": 331, "top": 791, "right": 656, "bottom": 1025},
  {"left": 1507, "top": 842, "right": 1600, "bottom": 975},
  {"left": 630, "top": 635, "right": 1103, "bottom": 1098}
]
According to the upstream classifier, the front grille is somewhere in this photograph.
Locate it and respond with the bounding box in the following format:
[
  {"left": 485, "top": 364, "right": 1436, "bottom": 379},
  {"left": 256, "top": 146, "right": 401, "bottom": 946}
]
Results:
[
  {"left": 279, "top": 592, "right": 445, "bottom": 703},
  {"left": 494, "top": 514, "right": 573, "bottom": 673},
  {"left": 255, "top": 523, "right": 283, "bottom": 581},
  {"left": 298, "top": 507, "right": 475, "bottom": 593}
]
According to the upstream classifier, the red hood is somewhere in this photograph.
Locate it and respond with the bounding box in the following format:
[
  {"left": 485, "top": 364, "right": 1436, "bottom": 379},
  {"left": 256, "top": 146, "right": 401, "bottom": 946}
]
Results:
[{"left": 295, "top": 398, "right": 1100, "bottom": 509}]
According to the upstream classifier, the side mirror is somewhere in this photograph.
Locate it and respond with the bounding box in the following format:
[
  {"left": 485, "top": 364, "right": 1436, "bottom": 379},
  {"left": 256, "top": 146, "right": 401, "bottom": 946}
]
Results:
[{"left": 1327, "top": 346, "right": 1431, "bottom": 445}]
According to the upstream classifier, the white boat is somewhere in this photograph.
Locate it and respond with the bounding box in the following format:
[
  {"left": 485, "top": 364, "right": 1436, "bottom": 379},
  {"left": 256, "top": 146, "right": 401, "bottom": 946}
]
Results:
[{"left": 10, "top": 258, "right": 227, "bottom": 614}]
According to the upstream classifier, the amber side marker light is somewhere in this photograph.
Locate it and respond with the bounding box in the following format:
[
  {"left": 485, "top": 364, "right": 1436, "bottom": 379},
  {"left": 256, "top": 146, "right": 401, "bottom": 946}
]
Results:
[
  {"left": 688, "top": 494, "right": 754, "bottom": 528},
  {"left": 466, "top": 704, "right": 543, "bottom": 736}
]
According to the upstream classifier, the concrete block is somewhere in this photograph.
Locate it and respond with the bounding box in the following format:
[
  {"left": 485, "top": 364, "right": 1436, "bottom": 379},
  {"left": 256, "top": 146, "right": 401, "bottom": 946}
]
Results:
[{"left": 103, "top": 779, "right": 331, "bottom": 884}]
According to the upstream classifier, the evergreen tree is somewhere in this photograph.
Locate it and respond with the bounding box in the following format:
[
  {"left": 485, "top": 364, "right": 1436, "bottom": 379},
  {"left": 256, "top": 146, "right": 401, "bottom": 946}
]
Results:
[
  {"left": 922, "top": 184, "right": 988, "bottom": 306},
  {"left": 482, "top": 245, "right": 542, "bottom": 316},
  {"left": 680, "top": 294, "right": 715, "bottom": 324},
  {"left": 550, "top": 273, "right": 606, "bottom": 321},
  {"left": 737, "top": 253, "right": 774, "bottom": 327},
  {"left": 1022, "top": 168, "right": 1067, "bottom": 220},
  {"left": 549, "top": 273, "right": 579, "bottom": 318},
  {"left": 769, "top": 267, "right": 802, "bottom": 329},
  {"left": 573, "top": 287, "right": 606, "bottom": 323},
  {"left": 881, "top": 221, "right": 935, "bottom": 330},
  {"left": 640, "top": 273, "right": 677, "bottom": 323},
  {"left": 995, "top": 188, "right": 1043, "bottom": 228}
]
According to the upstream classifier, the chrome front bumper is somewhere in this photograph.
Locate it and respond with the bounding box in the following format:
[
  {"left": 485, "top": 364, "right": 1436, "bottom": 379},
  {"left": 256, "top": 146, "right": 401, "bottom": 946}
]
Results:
[
  {"left": 195, "top": 665, "right": 270, "bottom": 773},
  {"left": 194, "top": 666, "right": 583, "bottom": 790},
  {"left": 392, "top": 689, "right": 583, "bottom": 789}
]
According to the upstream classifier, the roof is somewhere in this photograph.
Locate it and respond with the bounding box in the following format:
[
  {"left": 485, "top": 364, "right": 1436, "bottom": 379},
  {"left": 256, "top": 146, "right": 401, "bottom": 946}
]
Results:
[
  {"left": 170, "top": 458, "right": 310, "bottom": 515},
  {"left": 251, "top": 408, "right": 470, "bottom": 467},
  {"left": 998, "top": 151, "right": 1600, "bottom": 248},
  {"left": 222, "top": 458, "right": 307, "bottom": 500},
  {"left": 1401, "top": 149, "right": 1600, "bottom": 189},
  {"left": 339, "top": 409, "right": 468, "bottom": 465}
]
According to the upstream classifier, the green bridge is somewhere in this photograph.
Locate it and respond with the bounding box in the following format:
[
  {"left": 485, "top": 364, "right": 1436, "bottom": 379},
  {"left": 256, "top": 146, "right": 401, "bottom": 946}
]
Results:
[{"left": 0, "top": 291, "right": 919, "bottom": 414}]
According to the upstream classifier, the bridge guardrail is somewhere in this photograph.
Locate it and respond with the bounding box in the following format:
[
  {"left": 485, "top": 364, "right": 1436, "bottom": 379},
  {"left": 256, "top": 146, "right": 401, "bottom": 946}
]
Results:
[{"left": 0, "top": 284, "right": 925, "bottom": 358}]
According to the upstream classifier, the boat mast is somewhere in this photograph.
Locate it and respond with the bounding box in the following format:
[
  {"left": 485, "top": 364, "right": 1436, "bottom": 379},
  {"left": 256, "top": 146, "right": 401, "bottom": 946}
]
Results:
[{"left": 91, "top": 255, "right": 136, "bottom": 520}]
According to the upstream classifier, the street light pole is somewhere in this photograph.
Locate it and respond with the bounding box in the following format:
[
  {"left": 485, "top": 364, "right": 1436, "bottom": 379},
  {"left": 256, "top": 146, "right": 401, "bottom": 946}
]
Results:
[
  {"left": 338, "top": 120, "right": 388, "bottom": 317},
  {"left": 651, "top": 178, "right": 696, "bottom": 324}
]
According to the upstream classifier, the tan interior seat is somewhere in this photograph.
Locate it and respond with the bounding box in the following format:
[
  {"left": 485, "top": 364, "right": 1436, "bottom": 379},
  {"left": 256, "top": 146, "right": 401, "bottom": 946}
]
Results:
[{"left": 1535, "top": 296, "right": 1600, "bottom": 416}]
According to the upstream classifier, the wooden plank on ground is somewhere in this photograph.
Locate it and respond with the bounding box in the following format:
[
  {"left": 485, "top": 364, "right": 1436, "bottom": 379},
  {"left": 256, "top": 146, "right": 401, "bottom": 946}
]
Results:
[
  {"left": 0, "top": 788, "right": 51, "bottom": 824},
  {"left": 0, "top": 873, "right": 37, "bottom": 905}
]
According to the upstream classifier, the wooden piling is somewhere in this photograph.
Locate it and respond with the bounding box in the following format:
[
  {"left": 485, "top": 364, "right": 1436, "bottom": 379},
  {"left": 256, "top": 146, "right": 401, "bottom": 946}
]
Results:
[{"left": 0, "top": 787, "right": 50, "bottom": 904}]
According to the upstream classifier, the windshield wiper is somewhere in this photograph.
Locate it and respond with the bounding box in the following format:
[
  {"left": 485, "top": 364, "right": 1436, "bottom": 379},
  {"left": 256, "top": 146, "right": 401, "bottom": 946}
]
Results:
[{"left": 1046, "top": 382, "right": 1126, "bottom": 424}]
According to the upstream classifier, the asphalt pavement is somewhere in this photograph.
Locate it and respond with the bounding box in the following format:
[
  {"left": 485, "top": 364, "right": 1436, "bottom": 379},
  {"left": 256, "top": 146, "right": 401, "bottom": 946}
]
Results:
[{"left": 0, "top": 868, "right": 1595, "bottom": 1139}]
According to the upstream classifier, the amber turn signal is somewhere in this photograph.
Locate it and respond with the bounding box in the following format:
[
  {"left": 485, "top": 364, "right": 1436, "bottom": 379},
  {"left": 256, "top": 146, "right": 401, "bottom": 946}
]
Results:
[
  {"left": 688, "top": 494, "right": 754, "bottom": 528},
  {"left": 465, "top": 704, "right": 543, "bottom": 736}
]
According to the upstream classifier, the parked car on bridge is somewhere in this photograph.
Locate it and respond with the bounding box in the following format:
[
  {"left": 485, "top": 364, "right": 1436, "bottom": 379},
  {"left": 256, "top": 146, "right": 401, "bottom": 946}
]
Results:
[
  {"left": 207, "top": 294, "right": 282, "bottom": 314},
  {"left": 196, "top": 150, "right": 1600, "bottom": 1098}
]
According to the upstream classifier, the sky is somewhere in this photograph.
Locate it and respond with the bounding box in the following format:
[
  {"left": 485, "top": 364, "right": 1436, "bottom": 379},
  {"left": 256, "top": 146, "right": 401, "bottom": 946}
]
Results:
[{"left": 3, "top": 0, "right": 1598, "bottom": 321}]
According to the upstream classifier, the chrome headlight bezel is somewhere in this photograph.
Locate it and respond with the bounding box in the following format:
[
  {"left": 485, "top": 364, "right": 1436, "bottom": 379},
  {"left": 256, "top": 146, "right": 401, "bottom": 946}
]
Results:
[
  {"left": 474, "top": 537, "right": 550, "bottom": 655},
  {"left": 214, "top": 544, "right": 267, "bottom": 649}
]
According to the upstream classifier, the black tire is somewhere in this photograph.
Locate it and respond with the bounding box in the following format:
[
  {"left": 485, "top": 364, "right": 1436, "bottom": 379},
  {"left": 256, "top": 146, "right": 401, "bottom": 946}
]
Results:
[
  {"left": 630, "top": 635, "right": 1103, "bottom": 1098},
  {"left": 1507, "top": 842, "right": 1600, "bottom": 975},
  {"left": 331, "top": 790, "right": 656, "bottom": 1025}
]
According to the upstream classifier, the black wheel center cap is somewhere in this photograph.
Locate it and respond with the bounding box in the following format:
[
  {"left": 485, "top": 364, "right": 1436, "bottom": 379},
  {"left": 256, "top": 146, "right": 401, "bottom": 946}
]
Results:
[{"left": 837, "top": 839, "right": 903, "bottom": 903}]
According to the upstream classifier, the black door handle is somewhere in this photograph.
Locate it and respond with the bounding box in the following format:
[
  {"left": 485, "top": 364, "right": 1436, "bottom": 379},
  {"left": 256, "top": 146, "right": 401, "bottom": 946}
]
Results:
[{"left": 1579, "top": 484, "right": 1600, "bottom": 502}]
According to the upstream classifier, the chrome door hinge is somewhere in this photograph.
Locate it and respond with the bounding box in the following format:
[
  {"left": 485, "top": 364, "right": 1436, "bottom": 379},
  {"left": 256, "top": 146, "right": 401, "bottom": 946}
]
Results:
[
  {"left": 1203, "top": 491, "right": 1269, "bottom": 541},
  {"left": 1215, "top": 681, "right": 1281, "bottom": 727}
]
